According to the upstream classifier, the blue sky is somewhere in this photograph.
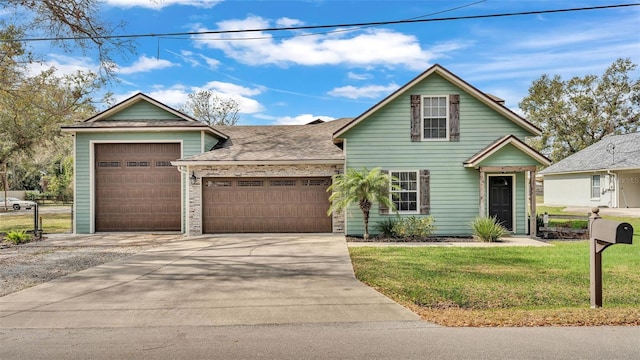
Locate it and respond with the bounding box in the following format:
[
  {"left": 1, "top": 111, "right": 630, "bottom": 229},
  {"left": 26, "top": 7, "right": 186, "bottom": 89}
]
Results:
[{"left": 23, "top": 0, "right": 640, "bottom": 125}]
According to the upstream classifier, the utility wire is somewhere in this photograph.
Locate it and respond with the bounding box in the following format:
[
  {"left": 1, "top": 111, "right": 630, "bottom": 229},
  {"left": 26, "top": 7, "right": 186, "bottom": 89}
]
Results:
[
  {"left": 164, "top": 0, "right": 488, "bottom": 41},
  {"left": 5, "top": 3, "right": 639, "bottom": 43}
]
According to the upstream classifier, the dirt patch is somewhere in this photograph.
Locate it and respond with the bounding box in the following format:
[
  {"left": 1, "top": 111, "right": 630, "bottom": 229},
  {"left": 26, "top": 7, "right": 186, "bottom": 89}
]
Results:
[{"left": 0, "top": 241, "right": 159, "bottom": 297}]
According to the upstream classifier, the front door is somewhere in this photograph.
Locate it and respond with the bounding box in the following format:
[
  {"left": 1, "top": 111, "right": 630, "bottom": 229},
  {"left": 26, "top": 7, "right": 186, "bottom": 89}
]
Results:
[{"left": 488, "top": 176, "right": 513, "bottom": 231}]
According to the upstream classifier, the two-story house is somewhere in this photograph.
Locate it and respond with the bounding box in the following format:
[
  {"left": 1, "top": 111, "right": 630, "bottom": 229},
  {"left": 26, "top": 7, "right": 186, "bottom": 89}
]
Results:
[{"left": 62, "top": 64, "right": 550, "bottom": 237}]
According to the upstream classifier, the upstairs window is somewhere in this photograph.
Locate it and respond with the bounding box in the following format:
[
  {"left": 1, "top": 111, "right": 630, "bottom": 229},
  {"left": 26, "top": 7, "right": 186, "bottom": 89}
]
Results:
[
  {"left": 422, "top": 95, "right": 448, "bottom": 140},
  {"left": 411, "top": 94, "right": 459, "bottom": 142}
]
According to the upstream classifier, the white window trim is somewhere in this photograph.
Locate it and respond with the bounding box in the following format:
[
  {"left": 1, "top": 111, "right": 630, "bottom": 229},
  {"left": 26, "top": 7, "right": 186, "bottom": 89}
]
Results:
[
  {"left": 390, "top": 170, "right": 420, "bottom": 214},
  {"left": 591, "top": 174, "right": 601, "bottom": 200},
  {"left": 421, "top": 94, "right": 449, "bottom": 142}
]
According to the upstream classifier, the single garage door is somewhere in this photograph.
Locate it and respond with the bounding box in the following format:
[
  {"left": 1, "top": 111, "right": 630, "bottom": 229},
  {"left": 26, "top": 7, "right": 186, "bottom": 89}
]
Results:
[
  {"left": 95, "top": 143, "right": 181, "bottom": 232},
  {"left": 203, "top": 177, "right": 332, "bottom": 233}
]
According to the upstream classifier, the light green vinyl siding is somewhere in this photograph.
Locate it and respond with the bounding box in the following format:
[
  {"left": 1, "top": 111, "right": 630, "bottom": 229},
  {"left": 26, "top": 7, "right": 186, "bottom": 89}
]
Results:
[
  {"left": 108, "top": 101, "right": 180, "bottom": 120},
  {"left": 74, "top": 131, "right": 203, "bottom": 233},
  {"left": 204, "top": 133, "right": 219, "bottom": 151},
  {"left": 341, "top": 73, "right": 535, "bottom": 236},
  {"left": 477, "top": 144, "right": 541, "bottom": 167}
]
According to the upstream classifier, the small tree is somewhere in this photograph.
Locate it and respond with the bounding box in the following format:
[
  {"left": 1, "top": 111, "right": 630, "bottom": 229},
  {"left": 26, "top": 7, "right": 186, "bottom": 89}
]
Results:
[
  {"left": 327, "top": 167, "right": 397, "bottom": 240},
  {"left": 181, "top": 90, "right": 240, "bottom": 126}
]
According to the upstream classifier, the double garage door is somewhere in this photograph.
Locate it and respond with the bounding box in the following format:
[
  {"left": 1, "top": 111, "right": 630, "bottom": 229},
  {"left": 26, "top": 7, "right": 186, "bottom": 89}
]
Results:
[
  {"left": 203, "top": 177, "right": 332, "bottom": 233},
  {"left": 95, "top": 143, "right": 181, "bottom": 232}
]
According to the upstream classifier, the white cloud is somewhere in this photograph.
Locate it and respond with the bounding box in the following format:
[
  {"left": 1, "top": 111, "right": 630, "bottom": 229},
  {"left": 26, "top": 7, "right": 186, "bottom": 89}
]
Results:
[
  {"left": 104, "top": 0, "right": 221, "bottom": 9},
  {"left": 275, "top": 114, "right": 335, "bottom": 125},
  {"left": 201, "top": 81, "right": 264, "bottom": 97},
  {"left": 114, "top": 79, "right": 265, "bottom": 114},
  {"left": 192, "top": 16, "right": 462, "bottom": 70},
  {"left": 200, "top": 54, "right": 220, "bottom": 69},
  {"left": 27, "top": 54, "right": 97, "bottom": 77},
  {"left": 347, "top": 72, "right": 372, "bottom": 81},
  {"left": 180, "top": 50, "right": 201, "bottom": 67},
  {"left": 328, "top": 83, "right": 399, "bottom": 100},
  {"left": 116, "top": 55, "right": 178, "bottom": 74},
  {"left": 276, "top": 17, "right": 304, "bottom": 28},
  {"left": 195, "top": 81, "right": 265, "bottom": 113}
]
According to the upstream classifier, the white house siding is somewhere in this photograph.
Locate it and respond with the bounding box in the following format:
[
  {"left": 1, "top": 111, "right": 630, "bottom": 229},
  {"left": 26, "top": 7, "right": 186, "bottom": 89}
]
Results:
[
  {"left": 543, "top": 172, "right": 614, "bottom": 207},
  {"left": 187, "top": 164, "right": 343, "bottom": 235},
  {"left": 617, "top": 171, "right": 640, "bottom": 207}
]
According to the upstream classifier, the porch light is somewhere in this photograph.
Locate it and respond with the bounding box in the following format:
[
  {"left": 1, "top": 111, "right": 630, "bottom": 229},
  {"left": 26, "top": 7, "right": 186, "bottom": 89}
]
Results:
[{"left": 190, "top": 171, "right": 197, "bottom": 185}]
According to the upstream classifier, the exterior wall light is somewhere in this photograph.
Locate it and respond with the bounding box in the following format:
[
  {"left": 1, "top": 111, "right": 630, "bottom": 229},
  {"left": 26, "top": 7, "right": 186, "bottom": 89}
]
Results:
[{"left": 190, "top": 171, "right": 197, "bottom": 185}]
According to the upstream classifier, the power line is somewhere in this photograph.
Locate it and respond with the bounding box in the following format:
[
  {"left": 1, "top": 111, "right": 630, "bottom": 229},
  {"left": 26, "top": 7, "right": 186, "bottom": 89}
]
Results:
[
  {"left": 164, "top": 0, "right": 487, "bottom": 42},
  {"left": 6, "top": 3, "right": 639, "bottom": 43}
]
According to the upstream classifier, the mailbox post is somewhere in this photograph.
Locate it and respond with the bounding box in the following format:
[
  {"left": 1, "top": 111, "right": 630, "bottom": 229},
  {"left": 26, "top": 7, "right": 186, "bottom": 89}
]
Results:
[{"left": 589, "top": 208, "right": 634, "bottom": 308}]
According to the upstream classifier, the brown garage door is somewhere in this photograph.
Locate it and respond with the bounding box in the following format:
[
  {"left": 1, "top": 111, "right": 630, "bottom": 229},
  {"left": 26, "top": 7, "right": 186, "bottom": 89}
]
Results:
[
  {"left": 95, "top": 143, "right": 181, "bottom": 232},
  {"left": 203, "top": 177, "right": 332, "bottom": 233}
]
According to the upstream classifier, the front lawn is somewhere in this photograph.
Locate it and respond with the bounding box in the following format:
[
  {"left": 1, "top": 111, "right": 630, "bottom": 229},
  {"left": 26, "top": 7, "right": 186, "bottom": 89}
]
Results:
[{"left": 349, "top": 212, "right": 640, "bottom": 326}]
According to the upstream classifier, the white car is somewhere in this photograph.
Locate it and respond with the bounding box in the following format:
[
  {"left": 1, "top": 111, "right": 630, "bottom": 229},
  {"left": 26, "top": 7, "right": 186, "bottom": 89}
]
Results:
[{"left": 0, "top": 197, "right": 37, "bottom": 210}]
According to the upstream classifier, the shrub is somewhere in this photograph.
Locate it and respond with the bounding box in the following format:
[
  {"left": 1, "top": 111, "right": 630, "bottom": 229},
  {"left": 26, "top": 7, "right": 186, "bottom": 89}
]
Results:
[
  {"left": 4, "top": 230, "right": 32, "bottom": 245},
  {"left": 375, "top": 217, "right": 400, "bottom": 238},
  {"left": 392, "top": 216, "right": 436, "bottom": 239},
  {"left": 470, "top": 216, "right": 507, "bottom": 242}
]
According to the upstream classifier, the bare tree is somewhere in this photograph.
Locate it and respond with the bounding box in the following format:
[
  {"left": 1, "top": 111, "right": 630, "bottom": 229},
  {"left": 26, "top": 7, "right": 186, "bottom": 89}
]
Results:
[
  {"left": 181, "top": 90, "right": 241, "bottom": 126},
  {"left": 2, "top": 0, "right": 134, "bottom": 78}
]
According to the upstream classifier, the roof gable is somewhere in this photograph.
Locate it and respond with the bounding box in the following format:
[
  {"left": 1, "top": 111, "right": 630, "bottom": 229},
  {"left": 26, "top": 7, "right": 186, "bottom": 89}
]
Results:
[
  {"left": 334, "top": 64, "right": 541, "bottom": 139},
  {"left": 61, "top": 92, "right": 228, "bottom": 139},
  {"left": 85, "top": 93, "right": 196, "bottom": 123},
  {"left": 540, "top": 132, "right": 640, "bottom": 175},
  {"left": 464, "top": 135, "right": 551, "bottom": 168}
]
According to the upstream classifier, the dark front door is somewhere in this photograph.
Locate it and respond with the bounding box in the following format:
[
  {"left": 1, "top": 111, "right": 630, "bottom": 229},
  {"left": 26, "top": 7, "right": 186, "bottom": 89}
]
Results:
[{"left": 488, "top": 176, "right": 513, "bottom": 231}]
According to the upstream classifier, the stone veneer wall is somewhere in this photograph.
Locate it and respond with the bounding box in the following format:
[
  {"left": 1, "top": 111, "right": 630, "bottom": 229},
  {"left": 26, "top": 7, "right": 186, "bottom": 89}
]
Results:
[{"left": 188, "top": 164, "right": 344, "bottom": 235}]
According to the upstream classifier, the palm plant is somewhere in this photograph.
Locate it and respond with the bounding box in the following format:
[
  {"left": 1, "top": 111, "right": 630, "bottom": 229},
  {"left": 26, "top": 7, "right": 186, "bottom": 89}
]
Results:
[{"left": 327, "top": 167, "right": 398, "bottom": 240}]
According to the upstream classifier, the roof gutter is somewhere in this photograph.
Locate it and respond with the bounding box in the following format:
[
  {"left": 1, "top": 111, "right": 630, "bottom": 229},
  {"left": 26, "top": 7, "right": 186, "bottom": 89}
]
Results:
[{"left": 171, "top": 159, "right": 345, "bottom": 166}]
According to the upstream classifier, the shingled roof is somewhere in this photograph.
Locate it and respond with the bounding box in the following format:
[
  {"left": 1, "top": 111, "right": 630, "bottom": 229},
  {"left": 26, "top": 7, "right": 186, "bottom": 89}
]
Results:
[
  {"left": 175, "top": 118, "right": 351, "bottom": 164},
  {"left": 539, "top": 132, "right": 640, "bottom": 175}
]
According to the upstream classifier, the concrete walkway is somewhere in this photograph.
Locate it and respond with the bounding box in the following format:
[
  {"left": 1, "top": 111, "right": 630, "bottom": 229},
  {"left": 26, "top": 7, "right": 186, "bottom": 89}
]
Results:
[{"left": 0, "top": 234, "right": 420, "bottom": 328}]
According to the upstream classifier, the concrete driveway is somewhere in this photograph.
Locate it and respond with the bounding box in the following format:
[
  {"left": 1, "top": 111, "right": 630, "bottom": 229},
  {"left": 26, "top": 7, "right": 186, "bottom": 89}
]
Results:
[{"left": 0, "top": 234, "right": 419, "bottom": 328}]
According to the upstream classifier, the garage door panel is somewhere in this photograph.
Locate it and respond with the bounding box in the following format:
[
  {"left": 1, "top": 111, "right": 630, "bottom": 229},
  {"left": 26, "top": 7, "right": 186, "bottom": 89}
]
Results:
[
  {"left": 203, "top": 177, "right": 331, "bottom": 233},
  {"left": 95, "top": 143, "right": 181, "bottom": 232}
]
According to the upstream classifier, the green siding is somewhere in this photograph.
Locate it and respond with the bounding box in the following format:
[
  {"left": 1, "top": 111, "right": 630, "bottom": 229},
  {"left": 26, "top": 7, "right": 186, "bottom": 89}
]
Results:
[
  {"left": 109, "top": 101, "right": 180, "bottom": 120},
  {"left": 204, "top": 133, "right": 219, "bottom": 151},
  {"left": 477, "top": 144, "right": 541, "bottom": 167},
  {"left": 74, "top": 131, "right": 203, "bottom": 233},
  {"left": 341, "top": 73, "right": 536, "bottom": 236}
]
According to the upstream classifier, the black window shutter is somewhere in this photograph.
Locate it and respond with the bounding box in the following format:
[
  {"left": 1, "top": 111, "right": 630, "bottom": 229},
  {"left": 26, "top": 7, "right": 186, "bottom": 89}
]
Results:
[
  {"left": 379, "top": 170, "right": 390, "bottom": 214},
  {"left": 420, "top": 169, "right": 430, "bottom": 215},
  {"left": 449, "top": 94, "right": 460, "bottom": 142},
  {"left": 410, "top": 95, "right": 421, "bottom": 142}
]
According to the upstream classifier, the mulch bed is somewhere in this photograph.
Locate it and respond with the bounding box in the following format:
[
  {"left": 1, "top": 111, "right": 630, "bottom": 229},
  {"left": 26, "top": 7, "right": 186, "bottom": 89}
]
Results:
[{"left": 346, "top": 236, "right": 476, "bottom": 243}]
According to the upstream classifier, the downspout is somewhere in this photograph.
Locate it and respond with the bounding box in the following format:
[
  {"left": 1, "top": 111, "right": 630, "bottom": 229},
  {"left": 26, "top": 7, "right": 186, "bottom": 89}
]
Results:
[
  {"left": 606, "top": 170, "right": 617, "bottom": 208},
  {"left": 176, "top": 165, "right": 188, "bottom": 234}
]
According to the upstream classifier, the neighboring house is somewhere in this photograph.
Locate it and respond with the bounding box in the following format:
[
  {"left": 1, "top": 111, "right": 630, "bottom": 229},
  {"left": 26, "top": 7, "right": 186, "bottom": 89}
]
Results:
[
  {"left": 539, "top": 132, "right": 640, "bottom": 208},
  {"left": 62, "top": 64, "right": 551, "bottom": 237}
]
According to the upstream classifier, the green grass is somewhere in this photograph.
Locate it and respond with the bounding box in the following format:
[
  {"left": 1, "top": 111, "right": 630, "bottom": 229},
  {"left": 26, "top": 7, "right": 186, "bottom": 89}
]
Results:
[
  {"left": 0, "top": 212, "right": 72, "bottom": 234},
  {"left": 349, "top": 212, "right": 640, "bottom": 326}
]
